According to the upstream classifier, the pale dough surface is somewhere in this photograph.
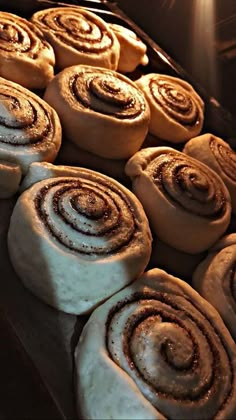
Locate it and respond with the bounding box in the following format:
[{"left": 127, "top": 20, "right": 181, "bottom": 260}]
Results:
[
  {"left": 31, "top": 7, "right": 120, "bottom": 70},
  {"left": 183, "top": 133, "right": 236, "bottom": 214},
  {"left": 8, "top": 168, "right": 152, "bottom": 315},
  {"left": 136, "top": 73, "right": 204, "bottom": 142},
  {"left": 109, "top": 23, "right": 148, "bottom": 73},
  {"left": 0, "top": 77, "right": 61, "bottom": 175},
  {"left": 125, "top": 147, "right": 231, "bottom": 253},
  {"left": 44, "top": 65, "right": 150, "bottom": 159},
  {"left": 0, "top": 12, "right": 55, "bottom": 89},
  {"left": 193, "top": 244, "right": 236, "bottom": 340},
  {"left": 75, "top": 268, "right": 236, "bottom": 419}
]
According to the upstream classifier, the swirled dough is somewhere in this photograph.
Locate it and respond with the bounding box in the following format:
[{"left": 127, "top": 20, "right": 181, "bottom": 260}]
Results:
[
  {"left": 136, "top": 74, "right": 204, "bottom": 143},
  {"left": 193, "top": 242, "right": 236, "bottom": 340},
  {"left": 8, "top": 167, "right": 152, "bottom": 314},
  {"left": 125, "top": 147, "right": 231, "bottom": 253},
  {"left": 31, "top": 7, "right": 120, "bottom": 70},
  {"left": 0, "top": 11, "right": 55, "bottom": 89},
  {"left": 0, "top": 77, "right": 61, "bottom": 175},
  {"left": 44, "top": 65, "right": 150, "bottom": 159},
  {"left": 183, "top": 133, "right": 236, "bottom": 214},
  {"left": 109, "top": 23, "right": 148, "bottom": 73},
  {"left": 75, "top": 268, "right": 236, "bottom": 420}
]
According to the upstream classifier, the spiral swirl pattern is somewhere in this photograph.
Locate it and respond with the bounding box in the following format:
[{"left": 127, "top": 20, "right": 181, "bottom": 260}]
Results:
[
  {"left": 209, "top": 136, "right": 236, "bottom": 181},
  {"left": 150, "top": 151, "right": 226, "bottom": 218},
  {"left": 34, "top": 7, "right": 113, "bottom": 53},
  {"left": 0, "top": 12, "right": 54, "bottom": 89},
  {"left": 0, "top": 82, "right": 53, "bottom": 146},
  {"left": 70, "top": 68, "right": 145, "bottom": 119},
  {"left": 34, "top": 176, "right": 138, "bottom": 255},
  {"left": 125, "top": 147, "right": 231, "bottom": 253},
  {"left": 0, "top": 78, "right": 61, "bottom": 173},
  {"left": 0, "top": 12, "right": 47, "bottom": 57},
  {"left": 149, "top": 76, "right": 200, "bottom": 127},
  {"left": 106, "top": 272, "right": 236, "bottom": 419},
  {"left": 193, "top": 245, "right": 236, "bottom": 341},
  {"left": 31, "top": 7, "right": 120, "bottom": 70}
]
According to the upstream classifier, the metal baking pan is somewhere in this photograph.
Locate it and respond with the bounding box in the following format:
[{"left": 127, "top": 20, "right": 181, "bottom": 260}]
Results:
[
  {"left": 2, "top": 0, "right": 235, "bottom": 142},
  {"left": 0, "top": 1, "right": 235, "bottom": 419}
]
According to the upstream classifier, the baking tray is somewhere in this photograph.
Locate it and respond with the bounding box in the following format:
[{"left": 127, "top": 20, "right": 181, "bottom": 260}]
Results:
[{"left": 0, "top": 1, "right": 236, "bottom": 419}]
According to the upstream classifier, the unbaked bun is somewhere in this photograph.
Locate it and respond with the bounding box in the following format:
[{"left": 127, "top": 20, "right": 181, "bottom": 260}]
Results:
[
  {"left": 136, "top": 73, "right": 204, "bottom": 143},
  {"left": 183, "top": 133, "right": 236, "bottom": 214},
  {"left": 193, "top": 240, "right": 236, "bottom": 340},
  {"left": 0, "top": 11, "right": 55, "bottom": 89},
  {"left": 31, "top": 7, "right": 120, "bottom": 70},
  {"left": 125, "top": 147, "right": 231, "bottom": 253},
  {"left": 75, "top": 268, "right": 236, "bottom": 420},
  {"left": 44, "top": 65, "right": 150, "bottom": 159},
  {"left": 0, "top": 77, "right": 61, "bottom": 175},
  {"left": 109, "top": 23, "right": 148, "bottom": 73},
  {"left": 210, "top": 233, "right": 236, "bottom": 253},
  {"left": 8, "top": 167, "right": 152, "bottom": 315}
]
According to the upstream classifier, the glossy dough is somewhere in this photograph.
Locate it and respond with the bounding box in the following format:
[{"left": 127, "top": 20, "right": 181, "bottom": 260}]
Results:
[
  {"left": 193, "top": 241, "right": 236, "bottom": 340},
  {"left": 183, "top": 133, "right": 236, "bottom": 214},
  {"left": 8, "top": 168, "right": 152, "bottom": 315},
  {"left": 31, "top": 7, "right": 120, "bottom": 70},
  {"left": 44, "top": 65, "right": 150, "bottom": 159},
  {"left": 0, "top": 77, "right": 61, "bottom": 175},
  {"left": 0, "top": 11, "right": 55, "bottom": 89},
  {"left": 75, "top": 268, "right": 236, "bottom": 420},
  {"left": 136, "top": 74, "right": 204, "bottom": 142},
  {"left": 125, "top": 147, "right": 231, "bottom": 253},
  {"left": 109, "top": 23, "right": 148, "bottom": 73}
]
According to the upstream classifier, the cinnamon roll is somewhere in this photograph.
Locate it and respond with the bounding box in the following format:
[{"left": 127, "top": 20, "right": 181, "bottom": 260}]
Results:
[
  {"left": 125, "top": 147, "right": 231, "bottom": 253},
  {"left": 0, "top": 11, "right": 55, "bottom": 89},
  {"left": 31, "top": 7, "right": 120, "bottom": 70},
  {"left": 193, "top": 242, "right": 236, "bottom": 340},
  {"left": 109, "top": 23, "right": 148, "bottom": 73},
  {"left": 8, "top": 167, "right": 152, "bottom": 315},
  {"left": 183, "top": 133, "right": 236, "bottom": 214},
  {"left": 0, "top": 77, "right": 61, "bottom": 175},
  {"left": 44, "top": 65, "right": 150, "bottom": 159},
  {"left": 136, "top": 74, "right": 204, "bottom": 143},
  {"left": 75, "top": 268, "right": 236, "bottom": 420}
]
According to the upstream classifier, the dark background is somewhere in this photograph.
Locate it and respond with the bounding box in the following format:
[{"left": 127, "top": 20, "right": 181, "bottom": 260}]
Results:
[{"left": 116, "top": 0, "right": 236, "bottom": 116}]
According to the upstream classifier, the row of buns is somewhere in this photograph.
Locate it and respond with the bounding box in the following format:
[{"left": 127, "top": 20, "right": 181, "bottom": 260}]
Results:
[{"left": 0, "top": 5, "right": 235, "bottom": 420}]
